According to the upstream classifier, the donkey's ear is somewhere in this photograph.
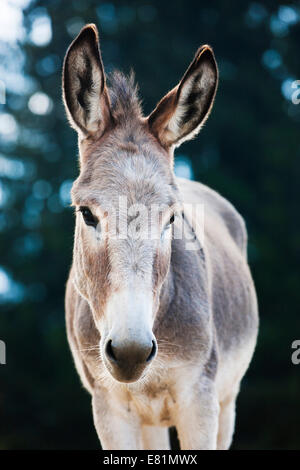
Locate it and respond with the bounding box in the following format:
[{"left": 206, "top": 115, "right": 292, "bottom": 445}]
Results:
[
  {"left": 62, "top": 24, "right": 111, "bottom": 137},
  {"left": 148, "top": 46, "right": 218, "bottom": 148}
]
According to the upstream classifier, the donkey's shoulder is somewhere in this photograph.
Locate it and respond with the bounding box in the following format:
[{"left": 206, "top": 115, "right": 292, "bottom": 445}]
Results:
[{"left": 176, "top": 177, "right": 247, "bottom": 257}]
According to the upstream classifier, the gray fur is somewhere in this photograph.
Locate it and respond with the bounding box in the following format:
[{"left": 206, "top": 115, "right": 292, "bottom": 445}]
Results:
[{"left": 63, "top": 24, "right": 258, "bottom": 450}]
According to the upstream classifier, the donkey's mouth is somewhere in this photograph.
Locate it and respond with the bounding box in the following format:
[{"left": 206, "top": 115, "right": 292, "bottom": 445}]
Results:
[{"left": 103, "top": 358, "right": 151, "bottom": 384}]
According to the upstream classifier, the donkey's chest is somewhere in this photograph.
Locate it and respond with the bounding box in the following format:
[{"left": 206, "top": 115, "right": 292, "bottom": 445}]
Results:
[{"left": 128, "top": 385, "right": 176, "bottom": 427}]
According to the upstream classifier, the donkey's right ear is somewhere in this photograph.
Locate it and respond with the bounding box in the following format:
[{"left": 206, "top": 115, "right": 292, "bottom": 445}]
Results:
[{"left": 62, "top": 24, "right": 112, "bottom": 137}]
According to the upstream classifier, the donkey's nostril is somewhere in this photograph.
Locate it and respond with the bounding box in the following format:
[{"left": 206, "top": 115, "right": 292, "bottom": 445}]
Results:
[
  {"left": 146, "top": 340, "right": 157, "bottom": 363},
  {"left": 105, "top": 339, "right": 117, "bottom": 362}
]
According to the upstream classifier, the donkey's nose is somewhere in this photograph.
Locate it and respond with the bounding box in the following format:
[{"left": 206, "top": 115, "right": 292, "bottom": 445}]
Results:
[
  {"left": 104, "top": 337, "right": 157, "bottom": 382},
  {"left": 106, "top": 338, "right": 156, "bottom": 364}
]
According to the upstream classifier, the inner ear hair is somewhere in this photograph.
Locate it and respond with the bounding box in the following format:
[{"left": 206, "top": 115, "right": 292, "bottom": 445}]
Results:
[
  {"left": 176, "top": 46, "right": 218, "bottom": 141},
  {"left": 62, "top": 24, "right": 111, "bottom": 137},
  {"left": 148, "top": 45, "right": 218, "bottom": 148}
]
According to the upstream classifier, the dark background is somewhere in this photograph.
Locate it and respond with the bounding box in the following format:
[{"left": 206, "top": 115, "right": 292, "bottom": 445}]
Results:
[{"left": 0, "top": 0, "right": 299, "bottom": 450}]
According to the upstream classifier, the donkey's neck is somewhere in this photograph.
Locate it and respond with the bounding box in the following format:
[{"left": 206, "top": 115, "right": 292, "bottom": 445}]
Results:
[
  {"left": 153, "top": 259, "right": 176, "bottom": 343},
  {"left": 159, "top": 262, "right": 176, "bottom": 318}
]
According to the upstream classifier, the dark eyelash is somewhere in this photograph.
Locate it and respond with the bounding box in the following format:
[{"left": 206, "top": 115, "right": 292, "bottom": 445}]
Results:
[
  {"left": 78, "top": 206, "right": 98, "bottom": 228},
  {"left": 165, "top": 214, "right": 175, "bottom": 227}
]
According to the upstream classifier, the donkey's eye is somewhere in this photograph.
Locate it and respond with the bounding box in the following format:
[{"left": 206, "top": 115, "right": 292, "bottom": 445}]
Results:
[
  {"left": 79, "top": 207, "right": 98, "bottom": 228},
  {"left": 163, "top": 213, "right": 175, "bottom": 233},
  {"left": 169, "top": 214, "right": 175, "bottom": 225}
]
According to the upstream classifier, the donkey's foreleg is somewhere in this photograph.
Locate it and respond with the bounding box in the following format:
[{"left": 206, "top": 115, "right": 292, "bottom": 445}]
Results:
[
  {"left": 141, "top": 426, "right": 170, "bottom": 450},
  {"left": 92, "top": 387, "right": 142, "bottom": 450},
  {"left": 217, "top": 395, "right": 237, "bottom": 450},
  {"left": 175, "top": 381, "right": 219, "bottom": 450}
]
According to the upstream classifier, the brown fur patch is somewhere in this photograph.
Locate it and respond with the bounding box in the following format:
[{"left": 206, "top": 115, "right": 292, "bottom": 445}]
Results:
[
  {"left": 117, "top": 142, "right": 139, "bottom": 154},
  {"left": 148, "top": 88, "right": 178, "bottom": 148},
  {"left": 160, "top": 397, "right": 171, "bottom": 423}
]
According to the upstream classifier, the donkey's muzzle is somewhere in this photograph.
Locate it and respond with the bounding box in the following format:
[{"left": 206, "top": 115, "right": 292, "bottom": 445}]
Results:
[{"left": 104, "top": 337, "right": 157, "bottom": 383}]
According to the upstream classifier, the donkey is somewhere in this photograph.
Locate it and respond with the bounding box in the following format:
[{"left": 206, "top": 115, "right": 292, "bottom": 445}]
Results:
[{"left": 63, "top": 24, "right": 258, "bottom": 450}]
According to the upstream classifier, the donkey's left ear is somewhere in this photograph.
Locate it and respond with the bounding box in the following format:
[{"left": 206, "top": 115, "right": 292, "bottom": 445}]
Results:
[
  {"left": 148, "top": 46, "right": 218, "bottom": 148},
  {"left": 62, "top": 24, "right": 112, "bottom": 138}
]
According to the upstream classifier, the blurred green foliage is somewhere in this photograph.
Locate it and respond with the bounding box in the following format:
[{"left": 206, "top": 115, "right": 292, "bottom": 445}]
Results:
[{"left": 0, "top": 0, "right": 300, "bottom": 449}]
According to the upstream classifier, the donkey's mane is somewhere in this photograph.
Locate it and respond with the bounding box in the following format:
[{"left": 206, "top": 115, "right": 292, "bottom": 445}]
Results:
[{"left": 107, "top": 70, "right": 143, "bottom": 122}]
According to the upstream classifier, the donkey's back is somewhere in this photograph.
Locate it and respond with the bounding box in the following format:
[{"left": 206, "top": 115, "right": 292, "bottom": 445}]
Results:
[{"left": 178, "top": 177, "right": 247, "bottom": 256}]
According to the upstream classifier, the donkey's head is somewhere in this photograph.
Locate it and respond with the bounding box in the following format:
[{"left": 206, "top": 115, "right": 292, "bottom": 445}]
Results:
[{"left": 63, "top": 24, "right": 218, "bottom": 383}]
